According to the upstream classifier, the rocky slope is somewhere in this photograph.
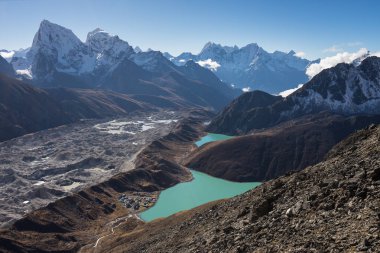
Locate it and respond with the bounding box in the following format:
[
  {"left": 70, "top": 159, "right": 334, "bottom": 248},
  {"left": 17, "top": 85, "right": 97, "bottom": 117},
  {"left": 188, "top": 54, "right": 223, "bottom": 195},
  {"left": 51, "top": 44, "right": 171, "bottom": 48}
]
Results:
[
  {"left": 0, "top": 73, "right": 156, "bottom": 142},
  {"left": 167, "top": 42, "right": 315, "bottom": 93},
  {"left": 208, "top": 56, "right": 380, "bottom": 135},
  {"left": 187, "top": 113, "right": 380, "bottom": 181},
  {"left": 0, "top": 73, "right": 74, "bottom": 142},
  {"left": 99, "top": 124, "right": 380, "bottom": 253},
  {"left": 0, "top": 112, "right": 208, "bottom": 253}
]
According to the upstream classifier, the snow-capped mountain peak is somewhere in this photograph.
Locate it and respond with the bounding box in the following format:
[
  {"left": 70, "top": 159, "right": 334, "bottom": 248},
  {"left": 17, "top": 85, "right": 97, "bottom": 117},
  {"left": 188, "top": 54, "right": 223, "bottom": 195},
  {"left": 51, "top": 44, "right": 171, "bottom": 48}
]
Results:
[
  {"left": 200, "top": 42, "right": 219, "bottom": 52},
  {"left": 199, "top": 42, "right": 227, "bottom": 59},
  {"left": 166, "top": 41, "right": 313, "bottom": 93},
  {"left": 32, "top": 20, "right": 83, "bottom": 57},
  {"left": 134, "top": 46, "right": 143, "bottom": 53},
  {"left": 9, "top": 20, "right": 138, "bottom": 80},
  {"left": 86, "top": 28, "right": 132, "bottom": 55}
]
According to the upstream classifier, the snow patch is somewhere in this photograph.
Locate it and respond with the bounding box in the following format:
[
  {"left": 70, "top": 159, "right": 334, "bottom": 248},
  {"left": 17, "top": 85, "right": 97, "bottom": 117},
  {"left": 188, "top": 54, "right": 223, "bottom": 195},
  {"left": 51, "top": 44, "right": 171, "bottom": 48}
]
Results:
[
  {"left": 279, "top": 84, "right": 304, "bottom": 97},
  {"left": 33, "top": 181, "right": 45, "bottom": 186},
  {"left": 196, "top": 59, "right": 221, "bottom": 71},
  {"left": 0, "top": 51, "right": 15, "bottom": 60},
  {"left": 62, "top": 182, "right": 82, "bottom": 191},
  {"left": 16, "top": 69, "right": 33, "bottom": 79}
]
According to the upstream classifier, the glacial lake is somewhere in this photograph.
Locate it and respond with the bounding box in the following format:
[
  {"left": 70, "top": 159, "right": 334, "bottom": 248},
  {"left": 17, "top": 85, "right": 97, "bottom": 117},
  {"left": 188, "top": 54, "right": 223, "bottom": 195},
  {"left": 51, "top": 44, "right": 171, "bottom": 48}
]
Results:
[
  {"left": 140, "top": 133, "right": 259, "bottom": 222},
  {"left": 140, "top": 170, "right": 260, "bottom": 221},
  {"left": 195, "top": 133, "right": 233, "bottom": 147}
]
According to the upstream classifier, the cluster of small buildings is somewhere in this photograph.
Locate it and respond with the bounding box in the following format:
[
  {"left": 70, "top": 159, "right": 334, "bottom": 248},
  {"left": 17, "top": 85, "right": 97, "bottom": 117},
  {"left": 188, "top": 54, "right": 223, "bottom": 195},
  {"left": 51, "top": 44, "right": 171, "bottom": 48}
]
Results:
[{"left": 118, "top": 193, "right": 156, "bottom": 211}]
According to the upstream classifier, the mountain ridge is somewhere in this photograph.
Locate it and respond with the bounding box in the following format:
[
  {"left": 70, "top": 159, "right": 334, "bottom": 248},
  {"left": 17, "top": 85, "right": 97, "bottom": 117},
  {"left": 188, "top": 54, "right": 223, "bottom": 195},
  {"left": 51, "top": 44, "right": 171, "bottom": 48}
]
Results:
[
  {"left": 167, "top": 41, "right": 316, "bottom": 93},
  {"left": 5, "top": 20, "right": 239, "bottom": 112},
  {"left": 208, "top": 56, "right": 380, "bottom": 135}
]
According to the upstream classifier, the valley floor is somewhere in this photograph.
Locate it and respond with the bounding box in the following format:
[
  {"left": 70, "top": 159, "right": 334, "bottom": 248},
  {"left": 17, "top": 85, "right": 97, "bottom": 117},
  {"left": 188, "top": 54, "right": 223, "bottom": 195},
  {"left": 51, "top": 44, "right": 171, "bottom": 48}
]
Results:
[
  {"left": 0, "top": 109, "right": 209, "bottom": 253},
  {"left": 0, "top": 110, "right": 180, "bottom": 227}
]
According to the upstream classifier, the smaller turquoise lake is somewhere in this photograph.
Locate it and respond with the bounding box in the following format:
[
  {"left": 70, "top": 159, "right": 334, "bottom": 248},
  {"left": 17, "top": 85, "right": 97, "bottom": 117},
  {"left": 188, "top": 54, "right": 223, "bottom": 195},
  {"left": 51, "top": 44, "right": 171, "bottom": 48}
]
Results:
[{"left": 195, "top": 133, "right": 233, "bottom": 147}]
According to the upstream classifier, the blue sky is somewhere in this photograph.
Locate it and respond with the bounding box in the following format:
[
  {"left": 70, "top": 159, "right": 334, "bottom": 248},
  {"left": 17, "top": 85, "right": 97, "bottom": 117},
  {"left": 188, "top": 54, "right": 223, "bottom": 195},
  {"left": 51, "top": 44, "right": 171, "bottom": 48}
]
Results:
[{"left": 0, "top": 0, "right": 379, "bottom": 59}]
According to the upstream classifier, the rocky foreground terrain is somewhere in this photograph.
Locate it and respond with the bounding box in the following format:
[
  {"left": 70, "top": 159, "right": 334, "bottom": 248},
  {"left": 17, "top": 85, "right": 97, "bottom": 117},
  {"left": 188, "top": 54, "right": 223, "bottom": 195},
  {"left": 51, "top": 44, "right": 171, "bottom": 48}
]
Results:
[
  {"left": 97, "top": 124, "right": 380, "bottom": 252},
  {"left": 0, "top": 110, "right": 183, "bottom": 226}
]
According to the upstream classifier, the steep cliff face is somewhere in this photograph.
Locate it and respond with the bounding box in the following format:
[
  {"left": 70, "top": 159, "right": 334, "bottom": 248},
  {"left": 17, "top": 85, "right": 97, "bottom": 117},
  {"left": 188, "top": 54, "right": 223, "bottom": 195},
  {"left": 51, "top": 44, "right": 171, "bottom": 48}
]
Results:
[{"left": 99, "top": 124, "right": 380, "bottom": 253}]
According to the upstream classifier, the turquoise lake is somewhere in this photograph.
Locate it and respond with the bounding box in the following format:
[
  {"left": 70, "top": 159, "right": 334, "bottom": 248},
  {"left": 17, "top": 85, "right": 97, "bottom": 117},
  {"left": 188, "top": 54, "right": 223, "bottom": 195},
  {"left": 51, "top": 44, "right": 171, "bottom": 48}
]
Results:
[
  {"left": 140, "top": 133, "right": 260, "bottom": 222},
  {"left": 140, "top": 170, "right": 260, "bottom": 221},
  {"left": 195, "top": 133, "right": 233, "bottom": 147}
]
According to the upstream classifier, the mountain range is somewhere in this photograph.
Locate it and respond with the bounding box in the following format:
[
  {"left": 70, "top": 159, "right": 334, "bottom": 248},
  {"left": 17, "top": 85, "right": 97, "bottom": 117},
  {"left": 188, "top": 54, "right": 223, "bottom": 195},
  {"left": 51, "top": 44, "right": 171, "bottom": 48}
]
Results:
[
  {"left": 208, "top": 56, "right": 380, "bottom": 134},
  {"left": 4, "top": 20, "right": 239, "bottom": 108},
  {"left": 166, "top": 42, "right": 317, "bottom": 93},
  {"left": 4, "top": 20, "right": 320, "bottom": 95}
]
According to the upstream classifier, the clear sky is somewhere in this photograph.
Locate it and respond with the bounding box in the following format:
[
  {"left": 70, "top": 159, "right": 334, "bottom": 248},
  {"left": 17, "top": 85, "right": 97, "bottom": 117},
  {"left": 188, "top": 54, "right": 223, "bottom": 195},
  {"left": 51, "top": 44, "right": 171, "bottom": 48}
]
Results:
[{"left": 0, "top": 0, "right": 379, "bottom": 59}]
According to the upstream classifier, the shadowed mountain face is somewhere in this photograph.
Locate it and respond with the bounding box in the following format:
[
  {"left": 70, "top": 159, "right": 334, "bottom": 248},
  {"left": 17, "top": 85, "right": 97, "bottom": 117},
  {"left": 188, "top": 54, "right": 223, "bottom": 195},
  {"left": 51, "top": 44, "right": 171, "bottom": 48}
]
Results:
[
  {"left": 0, "top": 74, "right": 73, "bottom": 142},
  {"left": 0, "top": 56, "right": 15, "bottom": 77},
  {"left": 208, "top": 57, "right": 380, "bottom": 135},
  {"left": 207, "top": 90, "right": 283, "bottom": 134},
  {"left": 0, "top": 73, "right": 153, "bottom": 142},
  {"left": 98, "top": 57, "right": 235, "bottom": 110},
  {"left": 187, "top": 113, "right": 380, "bottom": 182},
  {"left": 96, "top": 124, "right": 380, "bottom": 253}
]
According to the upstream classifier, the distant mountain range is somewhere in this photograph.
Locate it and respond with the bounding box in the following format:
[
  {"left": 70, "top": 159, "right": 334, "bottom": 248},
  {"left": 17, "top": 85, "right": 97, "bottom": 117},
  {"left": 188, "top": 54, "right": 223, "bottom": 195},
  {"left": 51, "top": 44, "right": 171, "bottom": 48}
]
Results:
[
  {"left": 208, "top": 56, "right": 380, "bottom": 134},
  {"left": 0, "top": 20, "right": 240, "bottom": 114},
  {"left": 165, "top": 42, "right": 319, "bottom": 93},
  {"left": 3, "top": 20, "right": 319, "bottom": 95}
]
